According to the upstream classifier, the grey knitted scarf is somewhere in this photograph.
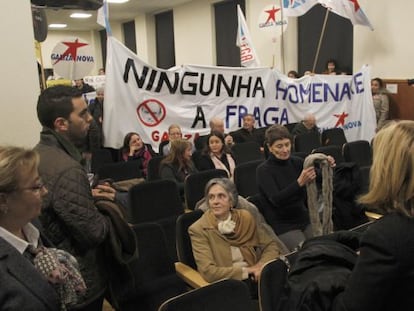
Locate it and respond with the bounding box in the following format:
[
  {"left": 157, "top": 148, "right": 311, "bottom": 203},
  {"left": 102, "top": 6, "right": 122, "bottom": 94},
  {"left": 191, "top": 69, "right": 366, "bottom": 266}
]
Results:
[{"left": 303, "top": 153, "right": 334, "bottom": 237}]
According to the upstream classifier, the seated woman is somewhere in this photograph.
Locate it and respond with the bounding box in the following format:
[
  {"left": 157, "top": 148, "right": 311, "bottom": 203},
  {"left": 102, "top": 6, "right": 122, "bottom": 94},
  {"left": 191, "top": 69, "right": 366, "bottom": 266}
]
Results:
[
  {"left": 256, "top": 125, "right": 334, "bottom": 251},
  {"left": 195, "top": 131, "right": 236, "bottom": 180},
  {"left": 160, "top": 139, "right": 197, "bottom": 195},
  {"left": 121, "top": 132, "right": 155, "bottom": 177},
  {"left": 0, "top": 146, "right": 85, "bottom": 310},
  {"left": 189, "top": 178, "right": 280, "bottom": 286},
  {"left": 332, "top": 121, "right": 414, "bottom": 310}
]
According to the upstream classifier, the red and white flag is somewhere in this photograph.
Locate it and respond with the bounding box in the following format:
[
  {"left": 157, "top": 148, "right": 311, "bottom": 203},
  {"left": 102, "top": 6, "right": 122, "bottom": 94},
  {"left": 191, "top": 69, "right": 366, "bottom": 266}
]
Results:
[
  {"left": 236, "top": 5, "right": 260, "bottom": 67},
  {"left": 318, "top": 0, "right": 374, "bottom": 30}
]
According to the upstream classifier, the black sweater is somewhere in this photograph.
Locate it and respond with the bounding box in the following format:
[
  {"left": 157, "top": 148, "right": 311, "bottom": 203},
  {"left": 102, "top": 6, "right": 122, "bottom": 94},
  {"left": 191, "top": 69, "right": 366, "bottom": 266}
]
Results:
[{"left": 256, "top": 154, "right": 309, "bottom": 234}]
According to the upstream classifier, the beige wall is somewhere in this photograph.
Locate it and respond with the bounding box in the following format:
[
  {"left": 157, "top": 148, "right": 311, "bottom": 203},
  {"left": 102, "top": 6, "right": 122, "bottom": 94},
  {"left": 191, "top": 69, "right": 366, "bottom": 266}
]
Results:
[
  {"left": 0, "top": 1, "right": 40, "bottom": 147},
  {"left": 354, "top": 0, "right": 414, "bottom": 78},
  {"left": 174, "top": 0, "right": 217, "bottom": 66},
  {"left": 42, "top": 0, "right": 414, "bottom": 79}
]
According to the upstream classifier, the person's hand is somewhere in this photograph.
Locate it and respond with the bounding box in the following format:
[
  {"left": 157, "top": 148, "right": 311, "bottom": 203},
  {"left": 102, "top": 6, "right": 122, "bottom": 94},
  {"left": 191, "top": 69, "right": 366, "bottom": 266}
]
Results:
[
  {"left": 245, "top": 264, "right": 263, "bottom": 282},
  {"left": 92, "top": 184, "right": 116, "bottom": 201},
  {"left": 297, "top": 166, "right": 316, "bottom": 187},
  {"left": 129, "top": 145, "right": 140, "bottom": 156},
  {"left": 326, "top": 155, "right": 336, "bottom": 168}
]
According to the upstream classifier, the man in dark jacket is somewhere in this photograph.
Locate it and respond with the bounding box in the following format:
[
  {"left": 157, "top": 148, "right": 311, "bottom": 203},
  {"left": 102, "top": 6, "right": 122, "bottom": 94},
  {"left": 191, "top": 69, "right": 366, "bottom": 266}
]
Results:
[
  {"left": 231, "top": 113, "right": 264, "bottom": 145},
  {"left": 291, "top": 113, "right": 319, "bottom": 136},
  {"left": 34, "top": 86, "right": 116, "bottom": 311}
]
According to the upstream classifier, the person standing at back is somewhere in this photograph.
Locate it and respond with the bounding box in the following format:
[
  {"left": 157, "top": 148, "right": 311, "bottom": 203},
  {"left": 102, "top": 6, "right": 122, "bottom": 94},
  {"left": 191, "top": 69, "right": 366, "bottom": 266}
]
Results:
[
  {"left": 34, "top": 85, "right": 117, "bottom": 311},
  {"left": 371, "top": 77, "right": 390, "bottom": 131}
]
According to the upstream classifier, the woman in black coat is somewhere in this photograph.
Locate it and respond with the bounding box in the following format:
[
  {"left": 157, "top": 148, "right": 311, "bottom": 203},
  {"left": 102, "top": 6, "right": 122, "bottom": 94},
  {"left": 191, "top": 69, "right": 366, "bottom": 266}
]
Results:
[
  {"left": 333, "top": 120, "right": 414, "bottom": 310},
  {"left": 194, "top": 131, "right": 236, "bottom": 180},
  {"left": 256, "top": 125, "right": 334, "bottom": 251}
]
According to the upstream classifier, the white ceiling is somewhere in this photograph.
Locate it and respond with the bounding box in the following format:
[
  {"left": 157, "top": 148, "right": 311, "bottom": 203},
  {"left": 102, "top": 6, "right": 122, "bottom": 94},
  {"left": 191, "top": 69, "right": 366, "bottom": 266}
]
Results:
[{"left": 41, "top": 0, "right": 194, "bottom": 31}]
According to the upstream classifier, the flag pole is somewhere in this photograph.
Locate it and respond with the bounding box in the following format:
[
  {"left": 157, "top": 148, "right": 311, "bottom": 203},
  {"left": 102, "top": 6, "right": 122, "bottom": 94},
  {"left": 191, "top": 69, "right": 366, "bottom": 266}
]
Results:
[
  {"left": 279, "top": 0, "right": 285, "bottom": 73},
  {"left": 36, "top": 41, "right": 47, "bottom": 90},
  {"left": 312, "top": 8, "right": 330, "bottom": 73}
]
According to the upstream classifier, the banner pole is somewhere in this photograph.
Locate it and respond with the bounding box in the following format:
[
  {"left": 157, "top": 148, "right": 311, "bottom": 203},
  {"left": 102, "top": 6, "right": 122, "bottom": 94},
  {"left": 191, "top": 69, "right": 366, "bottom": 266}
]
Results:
[
  {"left": 312, "top": 8, "right": 330, "bottom": 73},
  {"left": 37, "top": 41, "right": 47, "bottom": 90},
  {"left": 279, "top": 0, "right": 285, "bottom": 73}
]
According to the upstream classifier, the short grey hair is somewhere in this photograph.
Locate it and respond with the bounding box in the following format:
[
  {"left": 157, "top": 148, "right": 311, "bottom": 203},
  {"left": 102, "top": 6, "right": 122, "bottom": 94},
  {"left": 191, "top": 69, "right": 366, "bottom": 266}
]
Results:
[{"left": 204, "top": 178, "right": 239, "bottom": 208}]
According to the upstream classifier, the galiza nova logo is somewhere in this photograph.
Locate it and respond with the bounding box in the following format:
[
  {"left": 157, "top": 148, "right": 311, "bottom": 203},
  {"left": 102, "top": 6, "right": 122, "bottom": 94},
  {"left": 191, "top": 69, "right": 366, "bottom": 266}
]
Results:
[
  {"left": 258, "top": 4, "right": 288, "bottom": 32},
  {"left": 51, "top": 37, "right": 95, "bottom": 80}
]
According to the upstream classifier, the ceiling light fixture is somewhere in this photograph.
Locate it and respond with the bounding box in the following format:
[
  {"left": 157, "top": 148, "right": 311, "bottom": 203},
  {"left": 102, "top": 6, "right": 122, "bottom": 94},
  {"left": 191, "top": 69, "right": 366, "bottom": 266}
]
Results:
[
  {"left": 49, "top": 24, "right": 67, "bottom": 29},
  {"left": 107, "top": 0, "right": 130, "bottom": 3},
  {"left": 70, "top": 13, "right": 92, "bottom": 19}
]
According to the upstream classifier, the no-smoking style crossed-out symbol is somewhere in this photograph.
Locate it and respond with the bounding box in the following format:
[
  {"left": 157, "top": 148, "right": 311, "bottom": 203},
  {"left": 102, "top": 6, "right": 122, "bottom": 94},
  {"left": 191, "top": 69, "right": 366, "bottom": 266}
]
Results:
[{"left": 136, "top": 99, "right": 166, "bottom": 127}]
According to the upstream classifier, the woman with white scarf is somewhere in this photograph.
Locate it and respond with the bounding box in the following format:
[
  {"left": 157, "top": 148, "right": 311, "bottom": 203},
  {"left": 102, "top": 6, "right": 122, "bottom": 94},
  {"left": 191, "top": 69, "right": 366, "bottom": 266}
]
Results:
[
  {"left": 195, "top": 131, "right": 236, "bottom": 180},
  {"left": 189, "top": 178, "right": 280, "bottom": 290}
]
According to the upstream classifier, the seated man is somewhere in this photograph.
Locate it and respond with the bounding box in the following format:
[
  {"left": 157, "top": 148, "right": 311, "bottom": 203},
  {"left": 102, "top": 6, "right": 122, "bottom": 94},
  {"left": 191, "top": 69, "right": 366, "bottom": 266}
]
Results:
[
  {"left": 231, "top": 114, "right": 264, "bottom": 146},
  {"left": 292, "top": 113, "right": 319, "bottom": 136},
  {"left": 210, "top": 117, "right": 234, "bottom": 146},
  {"left": 160, "top": 124, "right": 183, "bottom": 156}
]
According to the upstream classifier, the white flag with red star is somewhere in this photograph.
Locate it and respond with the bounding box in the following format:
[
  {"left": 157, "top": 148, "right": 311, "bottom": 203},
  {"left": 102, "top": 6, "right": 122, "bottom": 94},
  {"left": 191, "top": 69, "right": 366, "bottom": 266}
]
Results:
[
  {"left": 236, "top": 5, "right": 260, "bottom": 67},
  {"left": 318, "top": 0, "right": 374, "bottom": 30}
]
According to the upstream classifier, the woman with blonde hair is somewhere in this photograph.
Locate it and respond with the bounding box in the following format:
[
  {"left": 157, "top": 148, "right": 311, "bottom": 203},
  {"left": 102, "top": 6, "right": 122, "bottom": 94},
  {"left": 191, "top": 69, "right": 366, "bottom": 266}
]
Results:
[
  {"left": 333, "top": 120, "right": 414, "bottom": 310},
  {"left": 0, "top": 146, "right": 85, "bottom": 310}
]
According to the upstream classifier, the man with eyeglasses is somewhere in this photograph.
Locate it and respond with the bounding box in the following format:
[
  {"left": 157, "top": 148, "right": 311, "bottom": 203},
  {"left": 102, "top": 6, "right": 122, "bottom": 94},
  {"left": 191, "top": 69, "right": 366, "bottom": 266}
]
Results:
[{"left": 34, "top": 85, "right": 114, "bottom": 311}]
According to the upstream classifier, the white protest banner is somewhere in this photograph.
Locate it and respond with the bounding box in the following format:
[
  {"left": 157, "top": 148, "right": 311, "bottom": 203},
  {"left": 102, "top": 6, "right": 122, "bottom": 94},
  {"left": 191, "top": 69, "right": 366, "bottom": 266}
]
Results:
[{"left": 104, "top": 37, "right": 376, "bottom": 151}]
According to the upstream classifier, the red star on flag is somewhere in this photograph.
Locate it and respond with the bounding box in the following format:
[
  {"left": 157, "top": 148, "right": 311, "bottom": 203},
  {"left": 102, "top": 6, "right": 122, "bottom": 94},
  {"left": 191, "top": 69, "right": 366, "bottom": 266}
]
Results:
[
  {"left": 53, "top": 38, "right": 88, "bottom": 65},
  {"left": 349, "top": 0, "right": 360, "bottom": 11},
  {"left": 334, "top": 112, "right": 349, "bottom": 127},
  {"left": 265, "top": 6, "right": 281, "bottom": 24}
]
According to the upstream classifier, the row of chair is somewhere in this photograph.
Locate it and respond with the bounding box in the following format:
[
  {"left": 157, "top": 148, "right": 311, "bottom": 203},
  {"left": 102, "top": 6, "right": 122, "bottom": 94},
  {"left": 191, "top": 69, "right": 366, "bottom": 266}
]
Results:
[
  {"left": 293, "top": 127, "right": 348, "bottom": 154},
  {"left": 120, "top": 164, "right": 375, "bottom": 310},
  {"left": 131, "top": 207, "right": 377, "bottom": 311},
  {"left": 123, "top": 210, "right": 282, "bottom": 311}
]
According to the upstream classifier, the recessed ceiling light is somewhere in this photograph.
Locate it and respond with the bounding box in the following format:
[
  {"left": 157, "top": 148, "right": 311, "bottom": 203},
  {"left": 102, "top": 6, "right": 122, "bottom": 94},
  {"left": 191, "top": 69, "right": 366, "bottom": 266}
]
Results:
[
  {"left": 107, "top": 0, "right": 129, "bottom": 3},
  {"left": 70, "top": 13, "right": 92, "bottom": 19},
  {"left": 49, "top": 24, "right": 67, "bottom": 28}
]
